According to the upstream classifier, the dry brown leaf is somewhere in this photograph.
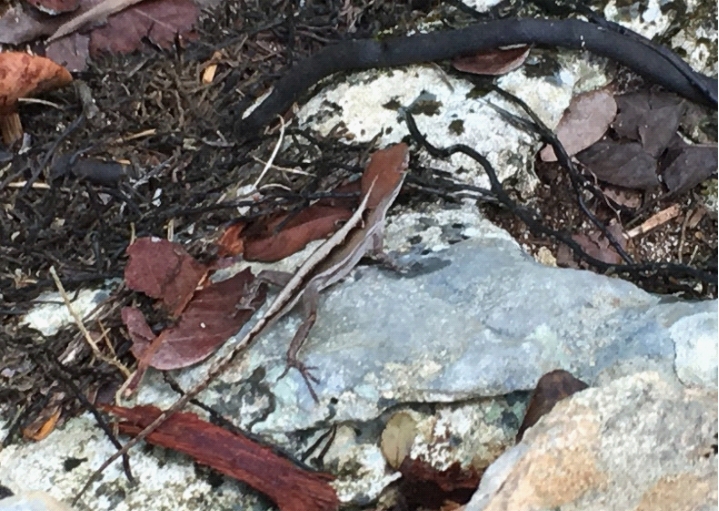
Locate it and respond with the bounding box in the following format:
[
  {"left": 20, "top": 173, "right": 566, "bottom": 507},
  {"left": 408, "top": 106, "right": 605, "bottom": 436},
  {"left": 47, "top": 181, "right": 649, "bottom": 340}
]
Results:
[
  {"left": 601, "top": 185, "right": 642, "bottom": 209},
  {"left": 576, "top": 140, "right": 660, "bottom": 190},
  {"left": 46, "top": 32, "right": 91, "bottom": 73},
  {"left": 124, "top": 237, "right": 209, "bottom": 318},
  {"left": 48, "top": 0, "right": 143, "bottom": 42},
  {"left": 571, "top": 222, "right": 628, "bottom": 265},
  {"left": 612, "top": 91, "right": 685, "bottom": 158},
  {"left": 540, "top": 89, "right": 617, "bottom": 162},
  {"left": 88, "top": 0, "right": 199, "bottom": 55},
  {"left": 660, "top": 144, "right": 718, "bottom": 195},
  {"left": 516, "top": 369, "right": 588, "bottom": 442},
  {"left": 398, "top": 458, "right": 482, "bottom": 509},
  {"left": 0, "top": 5, "right": 59, "bottom": 44},
  {"left": 242, "top": 206, "right": 354, "bottom": 262},
  {"left": 452, "top": 45, "right": 530, "bottom": 76},
  {"left": 128, "top": 268, "right": 267, "bottom": 371}
]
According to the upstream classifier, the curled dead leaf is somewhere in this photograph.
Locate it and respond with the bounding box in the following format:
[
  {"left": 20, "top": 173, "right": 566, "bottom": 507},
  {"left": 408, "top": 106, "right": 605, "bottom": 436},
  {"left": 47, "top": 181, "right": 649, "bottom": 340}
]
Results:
[
  {"left": 540, "top": 89, "right": 617, "bottom": 162},
  {"left": 516, "top": 369, "right": 588, "bottom": 442},
  {"left": 22, "top": 406, "right": 62, "bottom": 441},
  {"left": 452, "top": 45, "right": 530, "bottom": 76},
  {"left": 0, "top": 52, "right": 72, "bottom": 115}
]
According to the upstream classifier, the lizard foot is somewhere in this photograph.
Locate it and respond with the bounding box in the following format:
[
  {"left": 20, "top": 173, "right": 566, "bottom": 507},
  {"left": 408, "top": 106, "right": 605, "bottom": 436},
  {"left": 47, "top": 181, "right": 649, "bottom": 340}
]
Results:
[{"left": 279, "top": 359, "right": 320, "bottom": 403}]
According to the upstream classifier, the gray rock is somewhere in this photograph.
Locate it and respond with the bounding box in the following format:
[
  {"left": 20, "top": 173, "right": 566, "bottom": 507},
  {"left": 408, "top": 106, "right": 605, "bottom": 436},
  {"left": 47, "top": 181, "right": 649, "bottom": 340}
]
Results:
[{"left": 171, "top": 221, "right": 716, "bottom": 434}]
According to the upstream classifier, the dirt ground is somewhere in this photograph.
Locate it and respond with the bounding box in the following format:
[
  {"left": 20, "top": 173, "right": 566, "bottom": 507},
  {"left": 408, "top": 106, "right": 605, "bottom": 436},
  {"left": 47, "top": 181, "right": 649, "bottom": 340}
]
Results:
[{"left": 0, "top": 0, "right": 716, "bottom": 495}]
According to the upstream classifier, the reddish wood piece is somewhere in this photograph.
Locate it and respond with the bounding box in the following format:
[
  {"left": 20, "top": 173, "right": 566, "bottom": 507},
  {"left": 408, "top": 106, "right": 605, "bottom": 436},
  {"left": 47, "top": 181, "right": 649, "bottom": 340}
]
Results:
[{"left": 105, "top": 405, "right": 339, "bottom": 511}]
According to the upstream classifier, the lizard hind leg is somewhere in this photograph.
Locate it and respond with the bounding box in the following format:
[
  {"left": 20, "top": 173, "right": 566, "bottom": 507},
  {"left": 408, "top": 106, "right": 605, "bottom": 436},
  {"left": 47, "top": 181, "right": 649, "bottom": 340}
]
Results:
[{"left": 279, "top": 284, "right": 321, "bottom": 402}]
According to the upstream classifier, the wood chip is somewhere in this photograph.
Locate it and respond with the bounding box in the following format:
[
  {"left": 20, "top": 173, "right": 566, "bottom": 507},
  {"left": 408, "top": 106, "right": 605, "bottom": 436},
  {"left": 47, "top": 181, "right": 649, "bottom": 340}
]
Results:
[
  {"left": 686, "top": 207, "right": 707, "bottom": 229},
  {"left": 627, "top": 204, "right": 682, "bottom": 238}
]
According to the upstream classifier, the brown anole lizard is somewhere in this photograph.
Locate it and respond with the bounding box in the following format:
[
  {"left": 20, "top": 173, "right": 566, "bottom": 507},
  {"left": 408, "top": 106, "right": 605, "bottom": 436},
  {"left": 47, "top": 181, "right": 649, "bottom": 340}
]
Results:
[{"left": 76, "top": 143, "right": 409, "bottom": 501}]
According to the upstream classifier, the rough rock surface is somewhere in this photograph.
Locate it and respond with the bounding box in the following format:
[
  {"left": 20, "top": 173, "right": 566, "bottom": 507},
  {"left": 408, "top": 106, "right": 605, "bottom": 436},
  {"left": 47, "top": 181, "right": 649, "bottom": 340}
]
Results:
[
  {"left": 178, "top": 213, "right": 716, "bottom": 434},
  {"left": 468, "top": 371, "right": 718, "bottom": 511},
  {"left": 4, "top": 211, "right": 716, "bottom": 510},
  {"left": 5, "top": 1, "right": 716, "bottom": 509}
]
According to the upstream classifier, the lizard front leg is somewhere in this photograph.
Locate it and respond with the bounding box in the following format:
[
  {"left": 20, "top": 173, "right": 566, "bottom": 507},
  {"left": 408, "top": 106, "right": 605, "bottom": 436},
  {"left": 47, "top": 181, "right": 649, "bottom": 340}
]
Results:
[{"left": 366, "top": 228, "right": 408, "bottom": 274}]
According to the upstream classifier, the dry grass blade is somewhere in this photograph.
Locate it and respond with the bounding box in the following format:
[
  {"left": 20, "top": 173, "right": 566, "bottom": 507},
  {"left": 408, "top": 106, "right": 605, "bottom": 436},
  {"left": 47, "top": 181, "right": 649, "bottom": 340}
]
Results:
[{"left": 48, "top": 266, "right": 131, "bottom": 377}]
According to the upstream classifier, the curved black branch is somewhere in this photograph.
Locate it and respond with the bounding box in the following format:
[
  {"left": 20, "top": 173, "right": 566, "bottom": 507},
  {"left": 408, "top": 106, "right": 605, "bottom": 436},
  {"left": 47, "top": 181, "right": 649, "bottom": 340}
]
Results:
[
  {"left": 237, "top": 18, "right": 717, "bottom": 135},
  {"left": 401, "top": 110, "right": 716, "bottom": 292}
]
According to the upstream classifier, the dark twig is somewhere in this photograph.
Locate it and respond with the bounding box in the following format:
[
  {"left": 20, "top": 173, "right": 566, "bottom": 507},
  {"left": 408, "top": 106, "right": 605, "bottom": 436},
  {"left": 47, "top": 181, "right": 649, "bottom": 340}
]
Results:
[
  {"left": 237, "top": 18, "right": 716, "bottom": 135},
  {"left": 19, "top": 114, "right": 86, "bottom": 196},
  {"left": 37, "top": 352, "right": 135, "bottom": 483},
  {"left": 486, "top": 86, "right": 634, "bottom": 265},
  {"left": 400, "top": 109, "right": 716, "bottom": 290}
]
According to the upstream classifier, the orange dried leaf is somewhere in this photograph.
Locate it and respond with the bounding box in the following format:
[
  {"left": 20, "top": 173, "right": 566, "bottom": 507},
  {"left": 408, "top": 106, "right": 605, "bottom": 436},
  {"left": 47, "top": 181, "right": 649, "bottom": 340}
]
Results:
[
  {"left": 0, "top": 52, "right": 72, "bottom": 115},
  {"left": 216, "top": 222, "right": 246, "bottom": 257},
  {"left": 23, "top": 407, "right": 62, "bottom": 441}
]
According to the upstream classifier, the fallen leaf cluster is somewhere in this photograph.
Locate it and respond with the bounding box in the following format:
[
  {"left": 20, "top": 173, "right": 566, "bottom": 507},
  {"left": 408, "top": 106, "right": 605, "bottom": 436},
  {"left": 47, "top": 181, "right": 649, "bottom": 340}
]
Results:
[
  {"left": 542, "top": 89, "right": 716, "bottom": 196},
  {"left": 533, "top": 88, "right": 716, "bottom": 269},
  {"left": 0, "top": 0, "right": 199, "bottom": 72},
  {"left": 575, "top": 91, "right": 717, "bottom": 195},
  {"left": 121, "top": 155, "right": 386, "bottom": 389},
  {"left": 105, "top": 144, "right": 408, "bottom": 509}
]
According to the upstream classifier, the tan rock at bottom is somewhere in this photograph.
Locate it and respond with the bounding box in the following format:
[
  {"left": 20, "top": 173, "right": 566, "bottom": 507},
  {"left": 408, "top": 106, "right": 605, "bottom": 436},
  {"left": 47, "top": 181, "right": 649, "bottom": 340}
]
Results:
[
  {"left": 468, "top": 371, "right": 718, "bottom": 511},
  {"left": 0, "top": 492, "right": 77, "bottom": 511}
]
